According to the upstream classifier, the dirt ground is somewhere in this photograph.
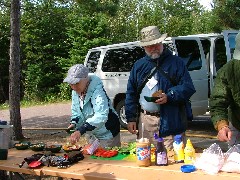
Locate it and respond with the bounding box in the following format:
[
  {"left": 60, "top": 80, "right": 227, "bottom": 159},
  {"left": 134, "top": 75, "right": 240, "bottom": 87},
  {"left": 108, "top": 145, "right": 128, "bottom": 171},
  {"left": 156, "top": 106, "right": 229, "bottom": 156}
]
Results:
[
  {"left": 0, "top": 102, "right": 72, "bottom": 129},
  {"left": 0, "top": 101, "right": 138, "bottom": 147},
  {"left": 1, "top": 102, "right": 71, "bottom": 142}
]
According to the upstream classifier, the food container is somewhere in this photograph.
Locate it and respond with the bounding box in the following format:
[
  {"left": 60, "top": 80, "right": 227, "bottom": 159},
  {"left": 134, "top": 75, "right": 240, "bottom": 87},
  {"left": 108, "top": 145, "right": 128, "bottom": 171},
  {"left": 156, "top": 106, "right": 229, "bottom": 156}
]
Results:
[
  {"left": 14, "top": 142, "right": 30, "bottom": 150},
  {"left": 45, "top": 144, "right": 62, "bottom": 153},
  {"left": 144, "top": 96, "right": 160, "bottom": 102},
  {"left": 29, "top": 143, "right": 45, "bottom": 151},
  {"left": 62, "top": 144, "right": 82, "bottom": 153}
]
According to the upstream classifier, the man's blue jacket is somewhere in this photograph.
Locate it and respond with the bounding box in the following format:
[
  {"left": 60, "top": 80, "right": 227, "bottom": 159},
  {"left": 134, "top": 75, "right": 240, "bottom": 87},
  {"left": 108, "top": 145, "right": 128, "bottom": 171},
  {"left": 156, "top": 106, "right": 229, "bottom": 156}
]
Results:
[{"left": 125, "top": 49, "right": 196, "bottom": 137}]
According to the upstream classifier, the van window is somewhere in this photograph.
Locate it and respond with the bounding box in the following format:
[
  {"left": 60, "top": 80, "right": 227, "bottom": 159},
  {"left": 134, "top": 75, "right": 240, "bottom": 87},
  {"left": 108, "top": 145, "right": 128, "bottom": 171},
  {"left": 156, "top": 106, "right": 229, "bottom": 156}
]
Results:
[
  {"left": 86, "top": 51, "right": 101, "bottom": 73},
  {"left": 175, "top": 40, "right": 202, "bottom": 71},
  {"left": 214, "top": 38, "right": 227, "bottom": 71},
  {"left": 102, "top": 46, "right": 145, "bottom": 72},
  {"left": 227, "top": 33, "right": 237, "bottom": 59}
]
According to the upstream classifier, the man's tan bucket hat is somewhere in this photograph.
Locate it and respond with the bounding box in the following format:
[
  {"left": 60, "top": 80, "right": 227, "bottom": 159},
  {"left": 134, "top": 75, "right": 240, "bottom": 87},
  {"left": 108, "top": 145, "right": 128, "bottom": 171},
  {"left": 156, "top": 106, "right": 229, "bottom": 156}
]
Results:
[{"left": 139, "top": 26, "right": 167, "bottom": 47}]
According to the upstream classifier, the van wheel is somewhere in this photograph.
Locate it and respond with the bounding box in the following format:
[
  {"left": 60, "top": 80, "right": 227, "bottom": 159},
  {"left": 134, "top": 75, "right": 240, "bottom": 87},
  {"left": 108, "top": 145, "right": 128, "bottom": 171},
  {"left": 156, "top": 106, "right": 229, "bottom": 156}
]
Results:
[{"left": 116, "top": 99, "right": 127, "bottom": 129}]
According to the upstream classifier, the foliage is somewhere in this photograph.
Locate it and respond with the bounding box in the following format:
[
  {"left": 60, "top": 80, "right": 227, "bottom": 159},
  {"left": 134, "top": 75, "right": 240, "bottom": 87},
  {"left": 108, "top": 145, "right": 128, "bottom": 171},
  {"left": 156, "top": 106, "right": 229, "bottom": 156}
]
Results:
[
  {"left": 57, "top": 83, "right": 72, "bottom": 100},
  {"left": 20, "top": 0, "right": 119, "bottom": 102},
  {"left": 58, "top": 1, "right": 115, "bottom": 80},
  {"left": 108, "top": 0, "right": 141, "bottom": 42},
  {"left": 212, "top": 0, "right": 240, "bottom": 32},
  {"left": 0, "top": 1, "right": 10, "bottom": 103},
  {"left": 109, "top": 0, "right": 211, "bottom": 43},
  {"left": 0, "top": 0, "right": 239, "bottom": 105},
  {"left": 21, "top": 0, "right": 71, "bottom": 101},
  {"left": 66, "top": 9, "right": 112, "bottom": 66},
  {"left": 76, "top": 0, "right": 119, "bottom": 16}
]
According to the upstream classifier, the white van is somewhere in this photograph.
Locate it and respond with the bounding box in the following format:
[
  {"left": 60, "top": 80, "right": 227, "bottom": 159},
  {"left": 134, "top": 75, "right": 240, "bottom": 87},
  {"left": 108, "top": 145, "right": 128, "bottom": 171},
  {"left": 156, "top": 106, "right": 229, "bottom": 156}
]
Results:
[{"left": 84, "top": 30, "right": 239, "bottom": 128}]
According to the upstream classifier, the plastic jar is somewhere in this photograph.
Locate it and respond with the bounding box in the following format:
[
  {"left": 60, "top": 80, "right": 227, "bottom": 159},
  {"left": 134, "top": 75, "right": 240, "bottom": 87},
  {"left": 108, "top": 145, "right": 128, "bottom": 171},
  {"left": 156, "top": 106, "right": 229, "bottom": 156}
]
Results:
[
  {"left": 136, "top": 139, "right": 151, "bottom": 167},
  {"left": 173, "top": 135, "right": 184, "bottom": 163},
  {"left": 184, "top": 139, "right": 195, "bottom": 164}
]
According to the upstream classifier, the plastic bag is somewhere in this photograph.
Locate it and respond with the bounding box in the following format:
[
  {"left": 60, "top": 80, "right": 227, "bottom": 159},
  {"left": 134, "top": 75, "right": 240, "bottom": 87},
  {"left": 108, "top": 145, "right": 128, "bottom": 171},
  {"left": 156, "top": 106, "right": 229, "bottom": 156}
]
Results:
[
  {"left": 194, "top": 143, "right": 224, "bottom": 175},
  {"left": 221, "top": 144, "right": 240, "bottom": 173},
  {"left": 83, "top": 134, "right": 100, "bottom": 155}
]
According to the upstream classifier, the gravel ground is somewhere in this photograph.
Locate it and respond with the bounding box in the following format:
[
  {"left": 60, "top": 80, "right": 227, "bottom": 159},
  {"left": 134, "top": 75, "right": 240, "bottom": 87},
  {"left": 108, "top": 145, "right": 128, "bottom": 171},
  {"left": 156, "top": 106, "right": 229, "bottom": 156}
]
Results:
[
  {"left": 0, "top": 102, "right": 72, "bottom": 129},
  {"left": 1, "top": 102, "right": 72, "bottom": 143}
]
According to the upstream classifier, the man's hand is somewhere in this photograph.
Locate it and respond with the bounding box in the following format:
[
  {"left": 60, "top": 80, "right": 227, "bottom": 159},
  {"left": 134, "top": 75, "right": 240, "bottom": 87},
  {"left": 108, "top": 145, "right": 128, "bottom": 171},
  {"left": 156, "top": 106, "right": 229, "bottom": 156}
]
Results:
[
  {"left": 127, "top": 122, "right": 137, "bottom": 134},
  {"left": 217, "top": 126, "right": 232, "bottom": 142},
  {"left": 155, "top": 93, "right": 167, "bottom": 104},
  {"left": 70, "top": 130, "right": 81, "bottom": 144}
]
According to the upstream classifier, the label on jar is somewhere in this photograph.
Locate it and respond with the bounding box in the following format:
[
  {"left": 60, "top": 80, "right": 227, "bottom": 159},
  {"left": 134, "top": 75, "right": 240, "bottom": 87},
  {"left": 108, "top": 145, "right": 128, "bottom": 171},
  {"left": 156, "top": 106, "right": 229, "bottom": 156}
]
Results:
[
  {"left": 156, "top": 152, "right": 167, "bottom": 165},
  {"left": 136, "top": 146, "right": 151, "bottom": 161},
  {"left": 174, "top": 142, "right": 184, "bottom": 162},
  {"left": 184, "top": 150, "right": 195, "bottom": 164}
]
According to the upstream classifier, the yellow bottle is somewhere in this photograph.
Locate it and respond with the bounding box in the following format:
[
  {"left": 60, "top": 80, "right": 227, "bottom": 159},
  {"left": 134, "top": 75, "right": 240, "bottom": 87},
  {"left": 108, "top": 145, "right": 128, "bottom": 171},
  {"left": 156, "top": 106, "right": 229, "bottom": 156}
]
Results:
[
  {"left": 184, "top": 139, "right": 195, "bottom": 164},
  {"left": 173, "top": 135, "right": 184, "bottom": 163}
]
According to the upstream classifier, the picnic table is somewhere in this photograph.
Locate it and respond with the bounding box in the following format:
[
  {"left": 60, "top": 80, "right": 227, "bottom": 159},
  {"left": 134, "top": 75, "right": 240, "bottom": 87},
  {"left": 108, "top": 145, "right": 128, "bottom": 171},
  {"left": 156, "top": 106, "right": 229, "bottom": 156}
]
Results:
[{"left": 0, "top": 148, "right": 239, "bottom": 180}]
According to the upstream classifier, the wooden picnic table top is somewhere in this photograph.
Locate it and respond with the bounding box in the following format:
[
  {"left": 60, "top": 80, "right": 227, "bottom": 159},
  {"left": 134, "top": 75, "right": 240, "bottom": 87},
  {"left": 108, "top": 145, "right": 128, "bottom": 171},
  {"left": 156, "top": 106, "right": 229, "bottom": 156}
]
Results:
[{"left": 0, "top": 148, "right": 239, "bottom": 180}]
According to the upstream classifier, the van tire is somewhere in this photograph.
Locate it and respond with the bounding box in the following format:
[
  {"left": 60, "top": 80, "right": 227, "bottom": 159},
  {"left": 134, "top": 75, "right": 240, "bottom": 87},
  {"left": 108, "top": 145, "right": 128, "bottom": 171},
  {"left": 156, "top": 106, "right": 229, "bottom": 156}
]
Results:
[{"left": 116, "top": 99, "right": 127, "bottom": 129}]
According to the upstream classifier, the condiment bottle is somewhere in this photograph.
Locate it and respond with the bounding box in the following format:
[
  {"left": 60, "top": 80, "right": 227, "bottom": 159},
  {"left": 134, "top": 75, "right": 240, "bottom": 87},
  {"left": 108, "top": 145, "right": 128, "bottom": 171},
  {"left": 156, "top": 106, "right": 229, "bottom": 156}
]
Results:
[
  {"left": 173, "top": 134, "right": 184, "bottom": 163},
  {"left": 155, "top": 137, "right": 168, "bottom": 166},
  {"left": 184, "top": 139, "right": 195, "bottom": 164},
  {"left": 136, "top": 138, "right": 151, "bottom": 167}
]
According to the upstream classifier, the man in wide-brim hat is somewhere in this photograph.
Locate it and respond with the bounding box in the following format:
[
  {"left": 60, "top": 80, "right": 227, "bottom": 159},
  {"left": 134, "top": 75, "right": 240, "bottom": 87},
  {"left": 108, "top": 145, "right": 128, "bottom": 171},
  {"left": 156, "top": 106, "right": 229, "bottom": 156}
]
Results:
[
  {"left": 138, "top": 26, "right": 167, "bottom": 47},
  {"left": 138, "top": 26, "right": 168, "bottom": 60},
  {"left": 125, "top": 25, "right": 196, "bottom": 150}
]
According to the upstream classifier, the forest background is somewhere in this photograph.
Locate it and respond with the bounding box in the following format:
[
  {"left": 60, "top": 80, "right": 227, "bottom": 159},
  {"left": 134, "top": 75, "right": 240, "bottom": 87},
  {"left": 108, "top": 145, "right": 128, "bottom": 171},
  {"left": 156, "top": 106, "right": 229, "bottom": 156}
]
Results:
[
  {"left": 0, "top": 0, "right": 239, "bottom": 139},
  {"left": 0, "top": 0, "right": 240, "bottom": 105}
]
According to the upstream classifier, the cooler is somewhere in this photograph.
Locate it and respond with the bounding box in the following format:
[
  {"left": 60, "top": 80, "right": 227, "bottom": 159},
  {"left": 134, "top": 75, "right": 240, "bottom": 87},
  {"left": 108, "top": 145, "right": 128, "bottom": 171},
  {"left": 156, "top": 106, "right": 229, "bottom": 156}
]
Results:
[{"left": 0, "top": 121, "right": 13, "bottom": 160}]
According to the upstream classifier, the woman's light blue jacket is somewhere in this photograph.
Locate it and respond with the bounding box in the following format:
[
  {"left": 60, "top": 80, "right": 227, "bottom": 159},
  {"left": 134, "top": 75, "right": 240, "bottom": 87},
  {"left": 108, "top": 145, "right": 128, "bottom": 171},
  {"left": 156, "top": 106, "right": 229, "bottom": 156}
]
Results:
[{"left": 70, "top": 75, "right": 120, "bottom": 140}]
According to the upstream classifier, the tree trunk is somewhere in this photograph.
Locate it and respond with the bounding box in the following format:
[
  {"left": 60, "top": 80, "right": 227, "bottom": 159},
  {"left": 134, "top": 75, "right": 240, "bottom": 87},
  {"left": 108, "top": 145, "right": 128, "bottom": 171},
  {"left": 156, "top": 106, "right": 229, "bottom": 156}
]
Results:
[{"left": 9, "top": 0, "right": 24, "bottom": 140}]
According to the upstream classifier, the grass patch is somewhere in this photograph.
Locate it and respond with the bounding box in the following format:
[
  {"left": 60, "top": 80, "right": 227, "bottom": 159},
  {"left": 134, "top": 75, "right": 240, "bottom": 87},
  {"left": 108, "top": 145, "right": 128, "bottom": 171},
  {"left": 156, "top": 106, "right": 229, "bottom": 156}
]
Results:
[{"left": 0, "top": 100, "right": 70, "bottom": 110}]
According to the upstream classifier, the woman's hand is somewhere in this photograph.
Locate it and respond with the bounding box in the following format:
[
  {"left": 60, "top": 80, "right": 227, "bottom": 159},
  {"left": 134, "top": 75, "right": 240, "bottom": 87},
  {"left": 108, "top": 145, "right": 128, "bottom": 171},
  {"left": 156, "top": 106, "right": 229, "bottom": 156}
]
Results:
[
  {"left": 70, "top": 130, "right": 81, "bottom": 144},
  {"left": 67, "top": 124, "right": 75, "bottom": 130}
]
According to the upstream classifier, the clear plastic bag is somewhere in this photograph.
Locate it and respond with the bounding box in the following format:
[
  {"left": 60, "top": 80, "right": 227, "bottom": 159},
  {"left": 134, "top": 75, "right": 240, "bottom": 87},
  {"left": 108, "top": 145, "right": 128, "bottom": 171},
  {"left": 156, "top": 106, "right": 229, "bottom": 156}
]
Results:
[
  {"left": 221, "top": 144, "right": 240, "bottom": 173},
  {"left": 194, "top": 143, "right": 224, "bottom": 175},
  {"left": 83, "top": 134, "right": 100, "bottom": 155}
]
